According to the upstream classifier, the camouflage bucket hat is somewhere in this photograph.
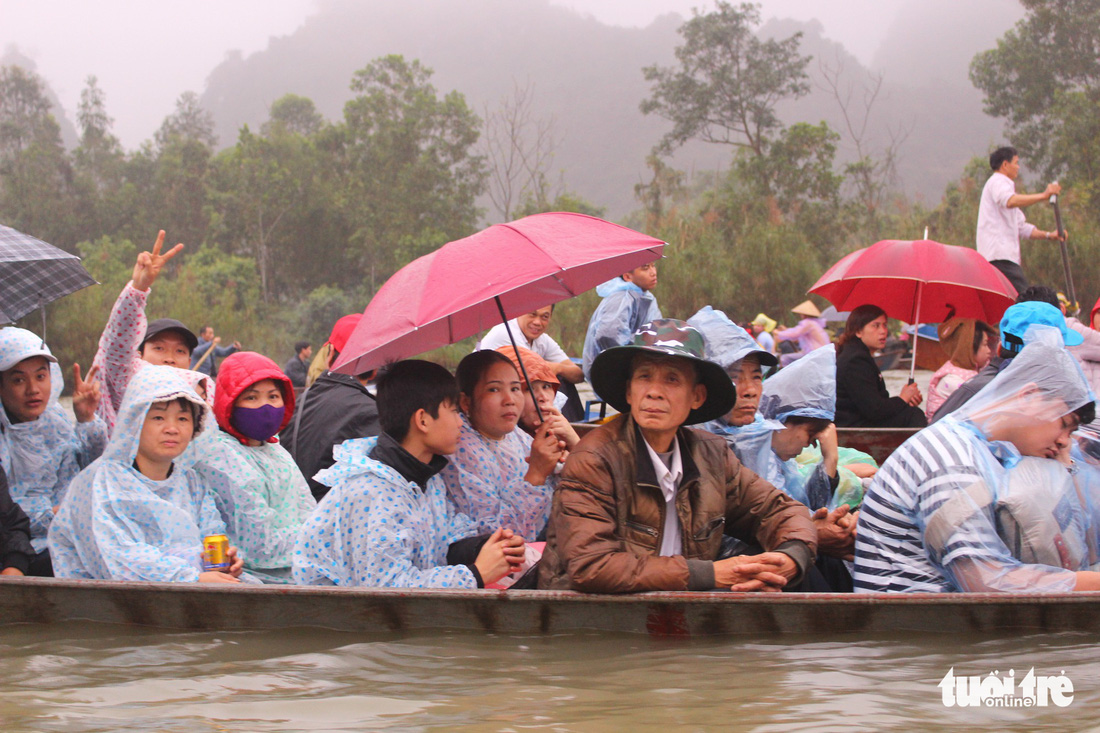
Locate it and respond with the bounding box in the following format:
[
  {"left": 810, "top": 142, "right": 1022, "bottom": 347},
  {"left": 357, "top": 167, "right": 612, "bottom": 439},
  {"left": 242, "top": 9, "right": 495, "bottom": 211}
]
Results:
[{"left": 590, "top": 318, "right": 736, "bottom": 425}]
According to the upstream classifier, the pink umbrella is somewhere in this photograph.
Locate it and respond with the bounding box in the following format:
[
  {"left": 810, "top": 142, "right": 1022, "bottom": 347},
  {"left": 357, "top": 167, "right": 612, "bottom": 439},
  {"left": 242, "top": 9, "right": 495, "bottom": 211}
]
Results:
[
  {"left": 809, "top": 238, "right": 1018, "bottom": 380},
  {"left": 333, "top": 212, "right": 666, "bottom": 379}
]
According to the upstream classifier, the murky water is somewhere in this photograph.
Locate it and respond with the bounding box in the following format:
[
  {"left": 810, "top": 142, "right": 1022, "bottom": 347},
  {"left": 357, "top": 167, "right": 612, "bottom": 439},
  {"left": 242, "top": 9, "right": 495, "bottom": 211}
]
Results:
[{"left": 1, "top": 624, "right": 1097, "bottom": 731}]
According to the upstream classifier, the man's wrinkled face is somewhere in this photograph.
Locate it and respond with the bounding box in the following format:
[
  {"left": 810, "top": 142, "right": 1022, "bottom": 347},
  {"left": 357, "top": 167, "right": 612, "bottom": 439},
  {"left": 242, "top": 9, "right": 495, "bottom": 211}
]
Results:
[
  {"left": 626, "top": 355, "right": 705, "bottom": 434},
  {"left": 0, "top": 356, "right": 51, "bottom": 423},
  {"left": 724, "top": 357, "right": 762, "bottom": 427}
]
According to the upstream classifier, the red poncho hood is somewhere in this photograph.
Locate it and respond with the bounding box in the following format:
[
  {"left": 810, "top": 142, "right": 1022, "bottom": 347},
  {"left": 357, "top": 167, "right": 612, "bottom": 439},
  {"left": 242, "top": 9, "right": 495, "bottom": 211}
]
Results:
[{"left": 213, "top": 351, "right": 295, "bottom": 445}]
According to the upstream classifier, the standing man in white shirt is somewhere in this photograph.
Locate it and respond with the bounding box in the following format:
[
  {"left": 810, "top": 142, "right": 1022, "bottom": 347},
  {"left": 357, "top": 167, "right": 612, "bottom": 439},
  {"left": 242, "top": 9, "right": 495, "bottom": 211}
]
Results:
[{"left": 976, "top": 146, "right": 1064, "bottom": 294}]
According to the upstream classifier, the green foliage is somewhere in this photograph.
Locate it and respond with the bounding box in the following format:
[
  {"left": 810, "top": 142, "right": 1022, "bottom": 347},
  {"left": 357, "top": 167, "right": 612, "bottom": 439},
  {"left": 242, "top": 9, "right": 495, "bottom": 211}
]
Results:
[
  {"left": 339, "top": 55, "right": 487, "bottom": 279},
  {"left": 640, "top": 1, "right": 811, "bottom": 157},
  {"left": 155, "top": 91, "right": 218, "bottom": 151},
  {"left": 968, "top": 0, "right": 1100, "bottom": 307},
  {"left": 514, "top": 191, "right": 606, "bottom": 218},
  {"left": 263, "top": 94, "right": 323, "bottom": 137},
  {"left": 970, "top": 0, "right": 1100, "bottom": 195},
  {"left": 291, "top": 285, "right": 358, "bottom": 348},
  {"left": 0, "top": 56, "right": 490, "bottom": 383},
  {"left": 0, "top": 65, "right": 75, "bottom": 249}
]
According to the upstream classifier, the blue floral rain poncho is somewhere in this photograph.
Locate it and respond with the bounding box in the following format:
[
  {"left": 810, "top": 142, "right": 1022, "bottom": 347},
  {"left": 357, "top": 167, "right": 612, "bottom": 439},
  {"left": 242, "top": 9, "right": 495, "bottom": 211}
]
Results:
[
  {"left": 582, "top": 276, "right": 661, "bottom": 384},
  {"left": 854, "top": 326, "right": 1096, "bottom": 593},
  {"left": 48, "top": 365, "right": 229, "bottom": 581},
  {"left": 0, "top": 327, "right": 107, "bottom": 552},
  {"left": 440, "top": 414, "right": 552, "bottom": 539},
  {"left": 292, "top": 436, "right": 480, "bottom": 588}
]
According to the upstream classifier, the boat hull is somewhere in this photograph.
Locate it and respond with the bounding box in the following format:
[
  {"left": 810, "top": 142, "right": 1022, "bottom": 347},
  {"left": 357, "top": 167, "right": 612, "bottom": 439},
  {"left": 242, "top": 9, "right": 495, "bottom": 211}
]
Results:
[{"left": 2, "top": 578, "right": 1098, "bottom": 637}]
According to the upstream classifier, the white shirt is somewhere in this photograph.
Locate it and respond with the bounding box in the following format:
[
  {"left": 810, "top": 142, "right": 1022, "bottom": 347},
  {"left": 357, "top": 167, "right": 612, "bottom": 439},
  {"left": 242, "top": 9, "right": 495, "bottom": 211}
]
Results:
[
  {"left": 479, "top": 319, "right": 570, "bottom": 364},
  {"left": 642, "top": 435, "right": 684, "bottom": 557},
  {"left": 976, "top": 172, "right": 1036, "bottom": 264}
]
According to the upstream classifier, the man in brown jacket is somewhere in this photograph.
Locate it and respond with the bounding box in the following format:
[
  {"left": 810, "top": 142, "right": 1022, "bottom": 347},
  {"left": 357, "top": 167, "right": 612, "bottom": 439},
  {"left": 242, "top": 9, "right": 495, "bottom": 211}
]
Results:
[{"left": 540, "top": 319, "right": 818, "bottom": 592}]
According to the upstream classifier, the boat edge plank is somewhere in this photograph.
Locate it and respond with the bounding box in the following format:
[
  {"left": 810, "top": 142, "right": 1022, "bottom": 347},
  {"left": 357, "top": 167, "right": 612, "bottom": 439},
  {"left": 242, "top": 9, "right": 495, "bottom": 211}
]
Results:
[{"left": 3, "top": 578, "right": 1099, "bottom": 637}]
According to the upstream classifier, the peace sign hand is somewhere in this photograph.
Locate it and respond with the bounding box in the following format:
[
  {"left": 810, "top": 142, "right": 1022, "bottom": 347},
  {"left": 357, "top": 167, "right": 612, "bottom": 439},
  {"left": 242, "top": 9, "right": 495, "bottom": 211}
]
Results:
[
  {"left": 72, "top": 363, "right": 101, "bottom": 423},
  {"left": 132, "top": 230, "right": 184, "bottom": 292}
]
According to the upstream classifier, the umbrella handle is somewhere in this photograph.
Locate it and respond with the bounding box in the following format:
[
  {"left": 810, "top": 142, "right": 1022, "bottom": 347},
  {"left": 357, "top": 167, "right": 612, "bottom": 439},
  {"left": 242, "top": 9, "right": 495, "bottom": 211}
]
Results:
[{"left": 494, "top": 296, "right": 544, "bottom": 424}]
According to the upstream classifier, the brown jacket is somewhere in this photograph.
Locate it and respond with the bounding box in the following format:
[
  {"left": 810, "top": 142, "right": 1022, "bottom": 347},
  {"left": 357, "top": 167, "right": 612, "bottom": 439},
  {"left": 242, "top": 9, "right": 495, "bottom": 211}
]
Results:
[{"left": 539, "top": 415, "right": 817, "bottom": 592}]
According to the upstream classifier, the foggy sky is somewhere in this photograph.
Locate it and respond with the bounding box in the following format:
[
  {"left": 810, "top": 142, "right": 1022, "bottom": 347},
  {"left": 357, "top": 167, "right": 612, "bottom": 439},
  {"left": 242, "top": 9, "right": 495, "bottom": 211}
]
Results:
[{"left": 0, "top": 0, "right": 968, "bottom": 149}]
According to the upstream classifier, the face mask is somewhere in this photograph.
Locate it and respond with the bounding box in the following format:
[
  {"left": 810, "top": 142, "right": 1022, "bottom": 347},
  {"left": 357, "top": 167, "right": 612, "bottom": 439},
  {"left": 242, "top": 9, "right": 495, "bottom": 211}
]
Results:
[{"left": 230, "top": 404, "right": 285, "bottom": 442}]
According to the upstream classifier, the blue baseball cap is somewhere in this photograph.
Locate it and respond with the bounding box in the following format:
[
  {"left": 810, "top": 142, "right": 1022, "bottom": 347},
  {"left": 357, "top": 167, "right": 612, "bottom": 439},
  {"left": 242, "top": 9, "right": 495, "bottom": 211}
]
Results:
[{"left": 999, "top": 301, "right": 1083, "bottom": 353}]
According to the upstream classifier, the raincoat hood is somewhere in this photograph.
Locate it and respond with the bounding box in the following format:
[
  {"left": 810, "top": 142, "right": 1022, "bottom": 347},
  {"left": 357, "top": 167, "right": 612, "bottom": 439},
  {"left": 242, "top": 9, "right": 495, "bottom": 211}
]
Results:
[
  {"left": 595, "top": 276, "right": 644, "bottom": 298},
  {"left": 0, "top": 327, "right": 58, "bottom": 372},
  {"left": 937, "top": 318, "right": 981, "bottom": 371},
  {"left": 759, "top": 344, "right": 836, "bottom": 422},
  {"left": 0, "top": 326, "right": 64, "bottom": 406},
  {"left": 213, "top": 352, "right": 295, "bottom": 445},
  {"left": 107, "top": 365, "right": 211, "bottom": 467},
  {"left": 687, "top": 306, "right": 778, "bottom": 369},
  {"left": 950, "top": 325, "right": 1094, "bottom": 434}
]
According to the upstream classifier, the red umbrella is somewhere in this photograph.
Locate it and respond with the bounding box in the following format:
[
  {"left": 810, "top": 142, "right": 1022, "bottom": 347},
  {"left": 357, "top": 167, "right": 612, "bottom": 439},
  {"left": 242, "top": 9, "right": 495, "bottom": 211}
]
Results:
[
  {"left": 809, "top": 238, "right": 1017, "bottom": 379},
  {"left": 333, "top": 212, "right": 666, "bottom": 377}
]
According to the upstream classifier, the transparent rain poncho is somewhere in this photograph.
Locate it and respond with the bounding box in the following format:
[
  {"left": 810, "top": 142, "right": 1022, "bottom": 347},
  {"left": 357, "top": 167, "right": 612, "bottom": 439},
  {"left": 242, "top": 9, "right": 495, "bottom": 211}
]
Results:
[
  {"left": 582, "top": 277, "right": 661, "bottom": 383},
  {"left": 292, "top": 436, "right": 480, "bottom": 588},
  {"left": 854, "top": 326, "right": 1096, "bottom": 593},
  {"left": 687, "top": 306, "right": 769, "bottom": 370},
  {"left": 719, "top": 345, "right": 838, "bottom": 510},
  {"left": 48, "top": 366, "right": 231, "bottom": 582},
  {"left": 0, "top": 327, "right": 107, "bottom": 552}
]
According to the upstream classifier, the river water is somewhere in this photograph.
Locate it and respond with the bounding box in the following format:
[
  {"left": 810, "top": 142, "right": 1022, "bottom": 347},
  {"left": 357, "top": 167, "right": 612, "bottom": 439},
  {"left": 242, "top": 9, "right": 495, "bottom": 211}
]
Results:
[{"left": 1, "top": 623, "right": 1097, "bottom": 731}]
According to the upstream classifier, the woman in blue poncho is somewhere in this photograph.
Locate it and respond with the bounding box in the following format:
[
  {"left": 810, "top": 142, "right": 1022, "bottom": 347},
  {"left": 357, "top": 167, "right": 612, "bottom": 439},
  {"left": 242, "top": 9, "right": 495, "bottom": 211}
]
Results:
[{"left": 48, "top": 365, "right": 245, "bottom": 583}]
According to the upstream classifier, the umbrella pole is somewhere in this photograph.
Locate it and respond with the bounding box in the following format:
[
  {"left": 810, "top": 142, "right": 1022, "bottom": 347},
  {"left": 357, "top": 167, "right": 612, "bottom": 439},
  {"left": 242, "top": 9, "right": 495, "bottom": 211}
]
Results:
[
  {"left": 494, "top": 296, "right": 544, "bottom": 423},
  {"left": 39, "top": 296, "right": 46, "bottom": 345},
  {"left": 909, "top": 284, "right": 923, "bottom": 384}
]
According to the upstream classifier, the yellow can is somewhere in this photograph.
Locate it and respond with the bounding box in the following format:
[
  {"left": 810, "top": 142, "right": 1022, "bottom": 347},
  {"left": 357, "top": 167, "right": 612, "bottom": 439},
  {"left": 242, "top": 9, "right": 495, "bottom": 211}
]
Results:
[{"left": 202, "top": 534, "right": 230, "bottom": 571}]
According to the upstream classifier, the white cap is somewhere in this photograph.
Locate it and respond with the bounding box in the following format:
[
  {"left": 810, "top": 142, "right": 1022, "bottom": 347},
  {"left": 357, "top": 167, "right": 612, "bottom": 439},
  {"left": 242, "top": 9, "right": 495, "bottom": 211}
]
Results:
[{"left": 0, "top": 327, "right": 59, "bottom": 372}]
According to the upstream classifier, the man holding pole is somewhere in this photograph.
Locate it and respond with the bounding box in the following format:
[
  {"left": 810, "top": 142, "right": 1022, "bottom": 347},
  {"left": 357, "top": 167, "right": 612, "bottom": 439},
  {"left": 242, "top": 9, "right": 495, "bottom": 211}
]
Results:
[{"left": 976, "top": 146, "right": 1064, "bottom": 294}]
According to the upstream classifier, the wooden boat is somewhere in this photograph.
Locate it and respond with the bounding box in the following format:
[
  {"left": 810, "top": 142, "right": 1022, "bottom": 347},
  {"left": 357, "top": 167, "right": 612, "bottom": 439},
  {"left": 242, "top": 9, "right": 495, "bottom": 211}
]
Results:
[
  {"left": 574, "top": 422, "right": 917, "bottom": 465},
  {"left": 2, "top": 577, "right": 1099, "bottom": 637}
]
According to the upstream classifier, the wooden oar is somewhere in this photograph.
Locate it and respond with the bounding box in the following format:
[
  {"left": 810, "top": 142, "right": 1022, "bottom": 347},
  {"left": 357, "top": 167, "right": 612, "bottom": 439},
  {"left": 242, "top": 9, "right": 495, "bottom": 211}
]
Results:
[{"left": 1050, "top": 188, "right": 1078, "bottom": 316}]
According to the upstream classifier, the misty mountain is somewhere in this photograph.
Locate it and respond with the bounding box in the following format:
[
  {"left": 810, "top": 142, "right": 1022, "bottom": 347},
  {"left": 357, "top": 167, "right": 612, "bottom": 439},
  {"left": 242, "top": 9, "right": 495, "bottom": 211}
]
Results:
[
  {"left": 2, "top": 48, "right": 79, "bottom": 150},
  {"left": 197, "top": 0, "right": 1014, "bottom": 220}
]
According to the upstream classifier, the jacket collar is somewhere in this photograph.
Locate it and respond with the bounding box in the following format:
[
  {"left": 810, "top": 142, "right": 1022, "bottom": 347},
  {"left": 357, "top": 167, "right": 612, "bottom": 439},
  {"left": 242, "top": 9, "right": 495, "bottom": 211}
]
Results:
[
  {"left": 628, "top": 417, "right": 701, "bottom": 491},
  {"left": 368, "top": 431, "right": 448, "bottom": 490},
  {"left": 318, "top": 370, "right": 374, "bottom": 396}
]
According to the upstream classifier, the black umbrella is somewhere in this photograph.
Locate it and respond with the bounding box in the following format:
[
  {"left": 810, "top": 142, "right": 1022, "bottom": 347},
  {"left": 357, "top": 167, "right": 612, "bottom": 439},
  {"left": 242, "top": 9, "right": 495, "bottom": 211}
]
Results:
[{"left": 0, "top": 224, "right": 97, "bottom": 337}]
